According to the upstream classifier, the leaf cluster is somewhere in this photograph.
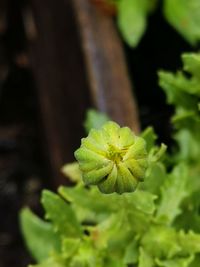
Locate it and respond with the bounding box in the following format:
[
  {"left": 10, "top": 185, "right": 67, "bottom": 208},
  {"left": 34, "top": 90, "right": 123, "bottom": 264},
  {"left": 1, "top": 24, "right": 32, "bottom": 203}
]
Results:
[
  {"left": 114, "top": 0, "right": 200, "bottom": 47},
  {"left": 20, "top": 53, "right": 200, "bottom": 267}
]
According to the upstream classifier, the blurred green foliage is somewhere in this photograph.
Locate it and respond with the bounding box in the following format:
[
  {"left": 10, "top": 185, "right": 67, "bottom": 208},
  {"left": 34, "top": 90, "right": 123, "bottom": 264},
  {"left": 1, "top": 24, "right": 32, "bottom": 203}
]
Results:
[{"left": 20, "top": 53, "right": 200, "bottom": 266}]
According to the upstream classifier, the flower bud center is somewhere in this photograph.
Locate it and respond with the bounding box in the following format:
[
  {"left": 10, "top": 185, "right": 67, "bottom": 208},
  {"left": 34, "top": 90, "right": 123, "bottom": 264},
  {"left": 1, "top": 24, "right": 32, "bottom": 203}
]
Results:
[{"left": 107, "top": 144, "right": 127, "bottom": 164}]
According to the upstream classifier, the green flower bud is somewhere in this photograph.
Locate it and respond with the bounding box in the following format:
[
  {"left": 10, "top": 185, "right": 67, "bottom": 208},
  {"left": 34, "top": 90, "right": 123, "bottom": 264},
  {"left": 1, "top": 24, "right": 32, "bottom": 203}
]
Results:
[{"left": 75, "top": 121, "right": 148, "bottom": 194}]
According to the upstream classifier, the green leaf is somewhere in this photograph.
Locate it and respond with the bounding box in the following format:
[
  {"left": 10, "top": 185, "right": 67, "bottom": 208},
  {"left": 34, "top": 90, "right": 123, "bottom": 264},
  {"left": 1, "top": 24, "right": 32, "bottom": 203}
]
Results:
[
  {"left": 158, "top": 71, "right": 197, "bottom": 110},
  {"left": 156, "top": 164, "right": 189, "bottom": 225},
  {"left": 141, "top": 127, "right": 157, "bottom": 152},
  {"left": 182, "top": 53, "right": 200, "bottom": 81},
  {"left": 159, "top": 54, "right": 200, "bottom": 113},
  {"left": 140, "top": 162, "right": 167, "bottom": 195},
  {"left": 59, "top": 185, "right": 118, "bottom": 223},
  {"left": 159, "top": 53, "right": 200, "bottom": 165},
  {"left": 175, "top": 210, "right": 200, "bottom": 234},
  {"left": 148, "top": 143, "right": 167, "bottom": 163},
  {"left": 189, "top": 254, "right": 200, "bottom": 267},
  {"left": 179, "top": 231, "right": 200, "bottom": 255},
  {"left": 156, "top": 255, "right": 194, "bottom": 267},
  {"left": 61, "top": 238, "right": 80, "bottom": 259},
  {"left": 104, "top": 258, "right": 126, "bottom": 267},
  {"left": 163, "top": 0, "right": 200, "bottom": 45},
  {"left": 117, "top": 0, "right": 151, "bottom": 47},
  {"left": 141, "top": 225, "right": 181, "bottom": 259},
  {"left": 20, "top": 208, "right": 60, "bottom": 263},
  {"left": 138, "top": 247, "right": 154, "bottom": 267},
  {"left": 174, "top": 187, "right": 200, "bottom": 232},
  {"left": 90, "top": 211, "right": 132, "bottom": 257},
  {"left": 127, "top": 207, "right": 151, "bottom": 235},
  {"left": 125, "top": 189, "right": 157, "bottom": 215},
  {"left": 158, "top": 53, "right": 200, "bottom": 114},
  {"left": 69, "top": 240, "right": 104, "bottom": 267},
  {"left": 61, "top": 162, "right": 82, "bottom": 183},
  {"left": 174, "top": 129, "right": 200, "bottom": 162},
  {"left": 41, "top": 190, "right": 82, "bottom": 237},
  {"left": 123, "top": 239, "right": 139, "bottom": 264},
  {"left": 172, "top": 110, "right": 200, "bottom": 134},
  {"left": 29, "top": 254, "right": 66, "bottom": 267},
  {"left": 84, "top": 109, "right": 109, "bottom": 134}
]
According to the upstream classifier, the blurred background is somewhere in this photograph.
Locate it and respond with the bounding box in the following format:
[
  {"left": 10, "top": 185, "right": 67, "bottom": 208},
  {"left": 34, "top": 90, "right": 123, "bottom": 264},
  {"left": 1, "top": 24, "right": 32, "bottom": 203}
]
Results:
[{"left": 0, "top": 0, "right": 190, "bottom": 266}]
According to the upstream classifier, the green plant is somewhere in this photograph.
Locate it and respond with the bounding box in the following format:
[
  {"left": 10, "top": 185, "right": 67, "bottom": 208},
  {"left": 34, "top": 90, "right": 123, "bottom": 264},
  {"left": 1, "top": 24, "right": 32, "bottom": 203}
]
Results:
[
  {"left": 20, "top": 52, "right": 200, "bottom": 267},
  {"left": 113, "top": 0, "right": 200, "bottom": 47}
]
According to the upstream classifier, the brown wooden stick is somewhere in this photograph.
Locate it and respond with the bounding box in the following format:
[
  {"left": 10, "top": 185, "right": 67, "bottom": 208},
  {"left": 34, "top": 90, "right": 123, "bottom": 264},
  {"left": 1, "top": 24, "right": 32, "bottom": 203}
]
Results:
[{"left": 72, "top": 0, "right": 140, "bottom": 133}]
